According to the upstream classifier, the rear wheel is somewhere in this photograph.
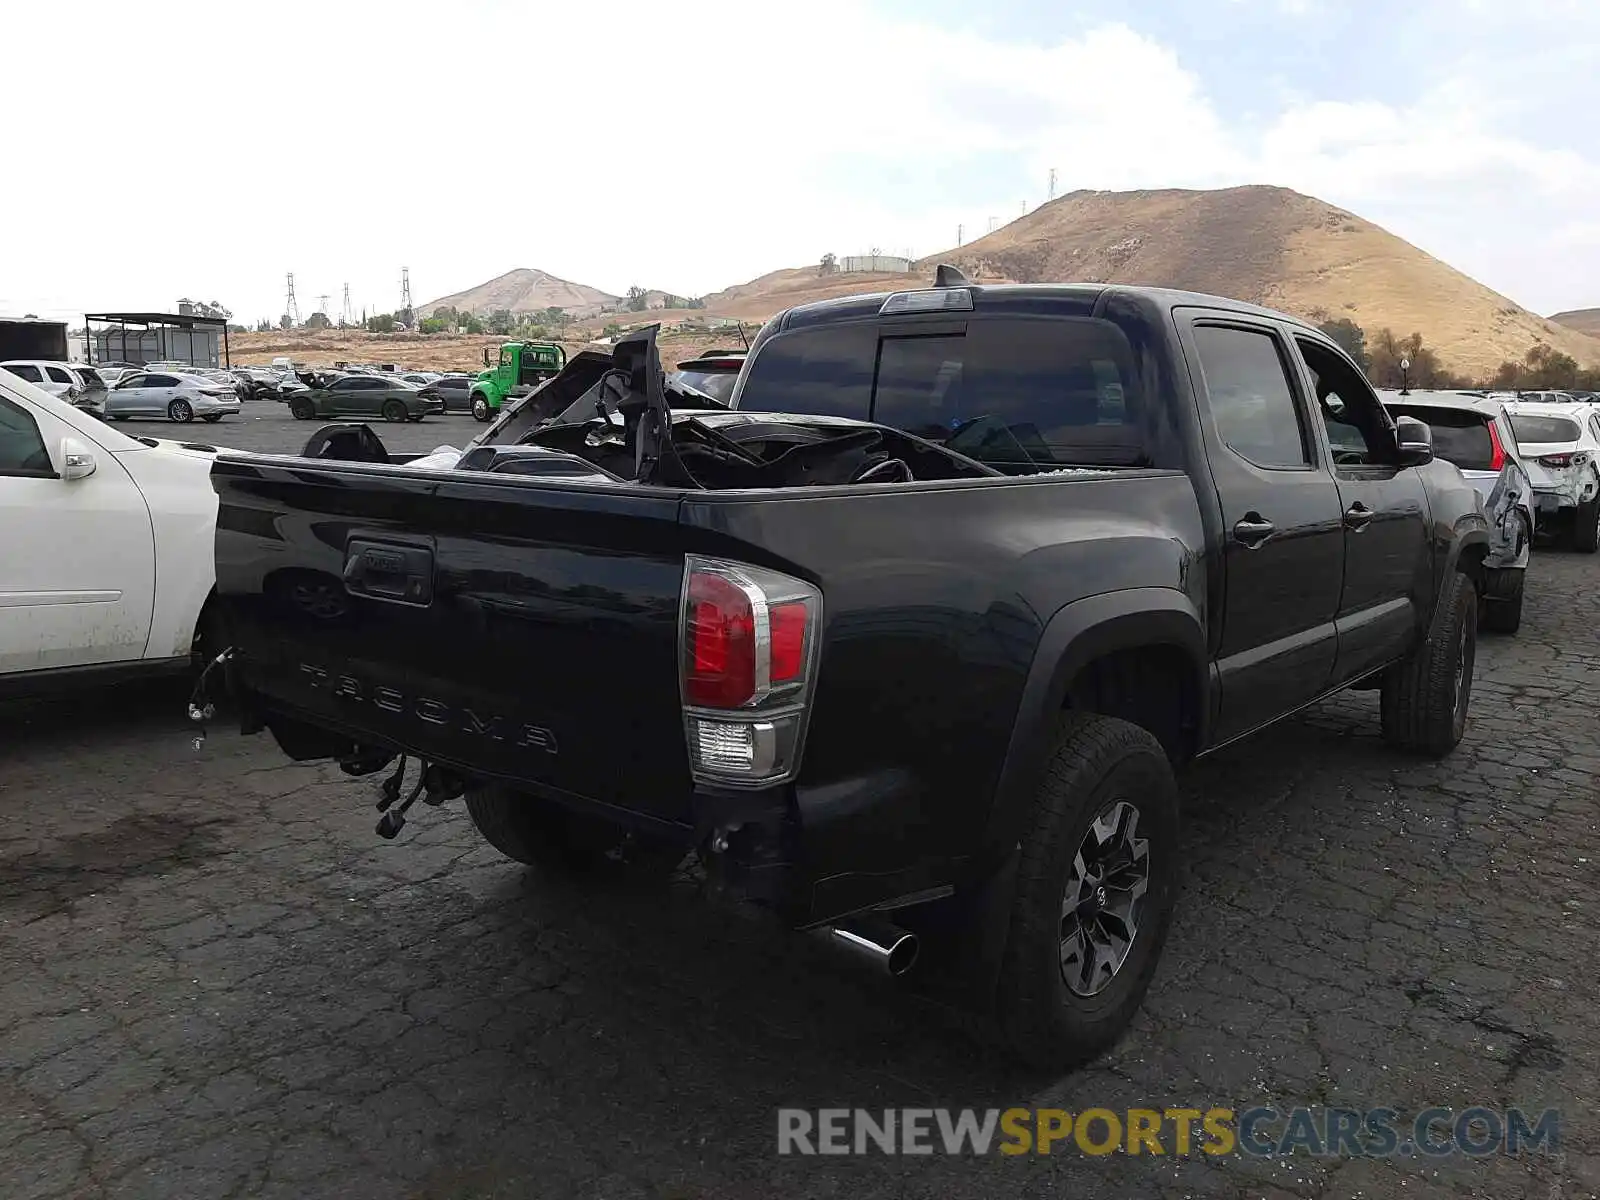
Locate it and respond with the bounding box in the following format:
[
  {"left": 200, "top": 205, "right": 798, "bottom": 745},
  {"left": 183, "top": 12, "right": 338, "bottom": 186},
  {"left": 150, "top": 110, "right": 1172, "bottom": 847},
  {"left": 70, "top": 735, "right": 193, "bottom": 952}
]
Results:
[
  {"left": 1572, "top": 495, "right": 1599, "bottom": 553},
  {"left": 1481, "top": 568, "right": 1524, "bottom": 635},
  {"left": 465, "top": 784, "right": 684, "bottom": 874},
  {"left": 995, "top": 711, "right": 1180, "bottom": 1069},
  {"left": 381, "top": 399, "right": 408, "bottom": 423},
  {"left": 289, "top": 397, "right": 315, "bottom": 420},
  {"left": 168, "top": 398, "right": 194, "bottom": 423},
  {"left": 471, "top": 394, "right": 491, "bottom": 422},
  {"left": 1381, "top": 571, "right": 1476, "bottom": 756}
]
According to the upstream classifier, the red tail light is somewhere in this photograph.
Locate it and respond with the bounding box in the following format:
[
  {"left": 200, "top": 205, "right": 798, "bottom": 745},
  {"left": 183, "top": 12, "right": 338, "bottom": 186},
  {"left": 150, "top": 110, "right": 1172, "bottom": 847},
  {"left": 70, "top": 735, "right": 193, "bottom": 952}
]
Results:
[
  {"left": 1539, "top": 452, "right": 1588, "bottom": 469},
  {"left": 685, "top": 571, "right": 758, "bottom": 708},
  {"left": 1486, "top": 420, "right": 1505, "bottom": 471},
  {"left": 681, "top": 556, "right": 822, "bottom": 787}
]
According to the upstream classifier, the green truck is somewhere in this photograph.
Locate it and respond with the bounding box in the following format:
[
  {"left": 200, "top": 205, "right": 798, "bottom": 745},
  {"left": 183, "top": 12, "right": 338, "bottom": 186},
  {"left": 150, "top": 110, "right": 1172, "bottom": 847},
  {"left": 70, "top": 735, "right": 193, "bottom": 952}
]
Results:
[{"left": 468, "top": 341, "right": 567, "bottom": 422}]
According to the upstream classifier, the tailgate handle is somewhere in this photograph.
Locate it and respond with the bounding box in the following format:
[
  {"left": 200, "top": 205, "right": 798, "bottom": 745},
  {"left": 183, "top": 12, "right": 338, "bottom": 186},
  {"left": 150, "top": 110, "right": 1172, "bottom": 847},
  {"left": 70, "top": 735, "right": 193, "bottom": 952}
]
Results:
[{"left": 344, "top": 540, "right": 434, "bottom": 606}]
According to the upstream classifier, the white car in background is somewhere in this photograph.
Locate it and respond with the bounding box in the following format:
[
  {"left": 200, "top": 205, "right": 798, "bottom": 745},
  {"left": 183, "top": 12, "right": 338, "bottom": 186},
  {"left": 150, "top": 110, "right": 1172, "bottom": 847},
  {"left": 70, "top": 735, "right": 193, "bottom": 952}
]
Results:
[
  {"left": 2, "top": 360, "right": 83, "bottom": 401},
  {"left": 1505, "top": 400, "right": 1600, "bottom": 551},
  {"left": 0, "top": 371, "right": 224, "bottom": 693},
  {"left": 103, "top": 370, "right": 242, "bottom": 424}
]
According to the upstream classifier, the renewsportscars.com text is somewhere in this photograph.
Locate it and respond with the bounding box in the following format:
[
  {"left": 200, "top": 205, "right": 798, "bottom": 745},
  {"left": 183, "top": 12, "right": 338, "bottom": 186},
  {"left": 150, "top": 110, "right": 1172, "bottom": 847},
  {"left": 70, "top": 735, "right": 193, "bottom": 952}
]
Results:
[{"left": 776, "top": 1106, "right": 1560, "bottom": 1158}]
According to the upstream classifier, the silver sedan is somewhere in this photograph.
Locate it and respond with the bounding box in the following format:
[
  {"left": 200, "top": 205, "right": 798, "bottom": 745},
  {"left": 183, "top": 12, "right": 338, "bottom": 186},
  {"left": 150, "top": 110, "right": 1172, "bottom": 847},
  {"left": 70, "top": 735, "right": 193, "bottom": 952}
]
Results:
[{"left": 103, "top": 371, "right": 242, "bottom": 424}]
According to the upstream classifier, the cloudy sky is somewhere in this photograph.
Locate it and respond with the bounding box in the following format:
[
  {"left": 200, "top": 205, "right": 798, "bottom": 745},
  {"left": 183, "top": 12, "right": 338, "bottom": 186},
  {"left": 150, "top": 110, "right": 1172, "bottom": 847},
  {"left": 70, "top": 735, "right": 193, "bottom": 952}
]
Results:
[{"left": 6, "top": 0, "right": 1598, "bottom": 325}]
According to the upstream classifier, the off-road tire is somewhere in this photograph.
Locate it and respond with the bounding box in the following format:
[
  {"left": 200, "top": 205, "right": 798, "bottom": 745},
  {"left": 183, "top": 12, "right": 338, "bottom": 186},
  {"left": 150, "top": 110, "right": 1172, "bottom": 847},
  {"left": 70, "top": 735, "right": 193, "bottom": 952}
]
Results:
[
  {"left": 465, "top": 784, "right": 683, "bottom": 874},
  {"left": 289, "top": 397, "right": 315, "bottom": 420},
  {"left": 381, "top": 399, "right": 408, "bottom": 423},
  {"left": 168, "top": 399, "right": 194, "bottom": 423},
  {"left": 1480, "top": 568, "right": 1524, "bottom": 635},
  {"left": 1381, "top": 571, "right": 1476, "bottom": 756},
  {"left": 995, "top": 711, "right": 1180, "bottom": 1070},
  {"left": 1572, "top": 495, "right": 1599, "bottom": 553}
]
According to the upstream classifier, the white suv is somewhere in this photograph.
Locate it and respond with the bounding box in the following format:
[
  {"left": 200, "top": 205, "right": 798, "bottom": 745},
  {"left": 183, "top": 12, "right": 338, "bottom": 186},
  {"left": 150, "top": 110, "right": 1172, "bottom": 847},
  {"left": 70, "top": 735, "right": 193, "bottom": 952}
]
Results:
[
  {"left": 1, "top": 360, "right": 82, "bottom": 401},
  {"left": 1505, "top": 400, "right": 1600, "bottom": 551}
]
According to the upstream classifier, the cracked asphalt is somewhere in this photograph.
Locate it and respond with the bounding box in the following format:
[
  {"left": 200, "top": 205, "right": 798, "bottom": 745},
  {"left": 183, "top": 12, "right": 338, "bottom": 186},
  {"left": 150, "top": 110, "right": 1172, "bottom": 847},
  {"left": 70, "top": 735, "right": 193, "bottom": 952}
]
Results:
[{"left": 2, "top": 551, "right": 1597, "bottom": 1200}]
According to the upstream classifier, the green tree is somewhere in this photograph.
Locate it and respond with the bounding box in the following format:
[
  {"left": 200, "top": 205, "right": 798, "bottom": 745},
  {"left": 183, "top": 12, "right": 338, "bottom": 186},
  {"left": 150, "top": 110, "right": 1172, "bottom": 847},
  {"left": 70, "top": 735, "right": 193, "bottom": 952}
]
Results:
[
  {"left": 1317, "top": 318, "right": 1369, "bottom": 371},
  {"left": 419, "top": 316, "right": 451, "bottom": 334},
  {"left": 603, "top": 322, "right": 623, "bottom": 338},
  {"left": 279, "top": 314, "right": 292, "bottom": 330},
  {"left": 626, "top": 286, "right": 648, "bottom": 313},
  {"left": 304, "top": 312, "right": 332, "bottom": 330},
  {"left": 1367, "top": 328, "right": 1454, "bottom": 389},
  {"left": 1521, "top": 343, "right": 1580, "bottom": 389},
  {"left": 255, "top": 319, "right": 274, "bottom": 333},
  {"left": 461, "top": 313, "right": 485, "bottom": 335},
  {"left": 485, "top": 309, "right": 514, "bottom": 336},
  {"left": 366, "top": 313, "right": 397, "bottom": 333}
]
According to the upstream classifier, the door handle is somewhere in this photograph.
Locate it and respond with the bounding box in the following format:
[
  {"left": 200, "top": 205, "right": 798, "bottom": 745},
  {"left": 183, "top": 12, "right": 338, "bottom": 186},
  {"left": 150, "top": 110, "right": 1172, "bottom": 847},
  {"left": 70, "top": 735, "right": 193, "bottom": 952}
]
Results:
[
  {"left": 343, "top": 539, "right": 434, "bottom": 606},
  {"left": 1233, "top": 514, "right": 1276, "bottom": 548},
  {"left": 1344, "top": 502, "right": 1374, "bottom": 531}
]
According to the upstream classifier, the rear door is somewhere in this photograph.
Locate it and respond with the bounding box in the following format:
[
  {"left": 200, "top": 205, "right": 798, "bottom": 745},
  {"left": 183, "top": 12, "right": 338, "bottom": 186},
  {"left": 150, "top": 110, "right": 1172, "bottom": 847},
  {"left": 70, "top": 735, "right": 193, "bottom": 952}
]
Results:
[
  {"left": 1292, "top": 338, "right": 1430, "bottom": 685},
  {"left": 1177, "top": 314, "right": 1344, "bottom": 740}
]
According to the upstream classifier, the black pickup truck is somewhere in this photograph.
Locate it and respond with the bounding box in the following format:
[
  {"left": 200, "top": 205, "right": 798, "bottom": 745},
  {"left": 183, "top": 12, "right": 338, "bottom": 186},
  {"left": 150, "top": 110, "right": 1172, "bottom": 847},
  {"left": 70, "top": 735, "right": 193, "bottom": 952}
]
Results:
[{"left": 207, "top": 274, "right": 1490, "bottom": 1066}]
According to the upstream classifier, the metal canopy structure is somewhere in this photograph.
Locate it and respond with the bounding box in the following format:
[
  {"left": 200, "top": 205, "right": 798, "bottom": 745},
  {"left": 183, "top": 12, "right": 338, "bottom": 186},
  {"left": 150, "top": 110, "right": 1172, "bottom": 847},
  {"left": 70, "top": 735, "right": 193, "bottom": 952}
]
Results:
[{"left": 84, "top": 311, "right": 230, "bottom": 368}]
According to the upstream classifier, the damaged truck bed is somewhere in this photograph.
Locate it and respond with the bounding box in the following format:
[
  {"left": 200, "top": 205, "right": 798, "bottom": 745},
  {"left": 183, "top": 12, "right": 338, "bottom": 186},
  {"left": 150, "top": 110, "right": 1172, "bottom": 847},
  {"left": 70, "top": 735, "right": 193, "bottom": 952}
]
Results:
[{"left": 209, "top": 282, "right": 1491, "bottom": 1067}]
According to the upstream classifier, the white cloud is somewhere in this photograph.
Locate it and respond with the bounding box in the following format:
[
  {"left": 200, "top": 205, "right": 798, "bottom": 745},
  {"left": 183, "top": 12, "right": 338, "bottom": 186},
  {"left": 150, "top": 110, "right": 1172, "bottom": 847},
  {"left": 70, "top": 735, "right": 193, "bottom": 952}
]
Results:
[{"left": 3, "top": 0, "right": 1597, "bottom": 321}]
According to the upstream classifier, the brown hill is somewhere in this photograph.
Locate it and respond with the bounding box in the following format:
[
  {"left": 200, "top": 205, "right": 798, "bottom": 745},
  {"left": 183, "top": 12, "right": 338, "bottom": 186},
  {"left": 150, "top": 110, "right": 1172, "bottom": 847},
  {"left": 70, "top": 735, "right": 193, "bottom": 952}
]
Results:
[
  {"left": 916, "top": 186, "right": 1600, "bottom": 378},
  {"left": 1550, "top": 308, "right": 1600, "bottom": 337},
  {"left": 705, "top": 186, "right": 1600, "bottom": 379},
  {"left": 421, "top": 268, "right": 620, "bottom": 318}
]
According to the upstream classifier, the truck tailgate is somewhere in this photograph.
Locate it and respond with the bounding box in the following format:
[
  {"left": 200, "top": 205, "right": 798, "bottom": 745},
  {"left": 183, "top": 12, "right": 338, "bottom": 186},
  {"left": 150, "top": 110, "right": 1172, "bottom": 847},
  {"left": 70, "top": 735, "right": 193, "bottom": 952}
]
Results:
[{"left": 212, "top": 457, "right": 698, "bottom": 825}]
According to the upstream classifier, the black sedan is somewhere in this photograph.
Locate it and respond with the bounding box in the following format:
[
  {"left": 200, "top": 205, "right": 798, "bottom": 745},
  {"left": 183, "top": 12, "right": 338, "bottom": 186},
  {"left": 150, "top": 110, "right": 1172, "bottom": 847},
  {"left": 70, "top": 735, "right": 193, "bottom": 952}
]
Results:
[{"left": 417, "top": 375, "right": 474, "bottom": 414}]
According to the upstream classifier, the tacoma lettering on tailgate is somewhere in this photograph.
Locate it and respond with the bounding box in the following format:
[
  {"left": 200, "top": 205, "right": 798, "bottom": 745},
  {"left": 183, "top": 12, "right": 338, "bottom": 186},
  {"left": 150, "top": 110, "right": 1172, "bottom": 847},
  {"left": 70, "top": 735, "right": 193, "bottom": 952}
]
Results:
[{"left": 298, "top": 663, "right": 558, "bottom": 754}]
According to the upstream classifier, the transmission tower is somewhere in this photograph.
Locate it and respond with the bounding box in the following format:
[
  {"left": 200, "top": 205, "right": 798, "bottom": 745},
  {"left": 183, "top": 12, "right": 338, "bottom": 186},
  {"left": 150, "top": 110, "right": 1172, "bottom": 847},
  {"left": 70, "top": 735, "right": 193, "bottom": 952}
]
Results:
[
  {"left": 957, "top": 223, "right": 964, "bottom": 246},
  {"left": 341, "top": 283, "right": 352, "bottom": 327},
  {"left": 399, "top": 267, "right": 413, "bottom": 323},
  {"left": 284, "top": 273, "right": 300, "bottom": 326},
  {"left": 315, "top": 294, "right": 331, "bottom": 318},
  {"left": 1049, "top": 167, "right": 1057, "bottom": 201}
]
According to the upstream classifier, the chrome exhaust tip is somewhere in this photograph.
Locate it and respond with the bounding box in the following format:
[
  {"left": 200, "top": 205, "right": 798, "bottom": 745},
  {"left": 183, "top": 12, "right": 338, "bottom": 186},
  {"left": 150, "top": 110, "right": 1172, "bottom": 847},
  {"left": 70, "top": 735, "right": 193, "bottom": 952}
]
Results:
[{"left": 818, "top": 917, "right": 919, "bottom": 977}]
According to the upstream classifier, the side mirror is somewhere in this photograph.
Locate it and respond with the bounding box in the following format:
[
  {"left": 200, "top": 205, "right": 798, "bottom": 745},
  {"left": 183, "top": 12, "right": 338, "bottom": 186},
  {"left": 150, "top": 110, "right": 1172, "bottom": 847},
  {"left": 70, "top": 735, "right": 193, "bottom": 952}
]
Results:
[
  {"left": 60, "top": 437, "right": 97, "bottom": 481},
  {"left": 1394, "top": 415, "right": 1433, "bottom": 466}
]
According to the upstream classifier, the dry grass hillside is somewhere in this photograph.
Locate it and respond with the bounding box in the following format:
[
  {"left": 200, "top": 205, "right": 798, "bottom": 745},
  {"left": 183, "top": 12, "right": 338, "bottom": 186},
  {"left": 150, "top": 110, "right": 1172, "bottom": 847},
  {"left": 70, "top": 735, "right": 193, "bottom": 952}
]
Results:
[
  {"left": 223, "top": 328, "right": 727, "bottom": 373},
  {"left": 1551, "top": 308, "right": 1600, "bottom": 337},
  {"left": 913, "top": 186, "right": 1600, "bottom": 378},
  {"left": 421, "top": 268, "right": 619, "bottom": 318}
]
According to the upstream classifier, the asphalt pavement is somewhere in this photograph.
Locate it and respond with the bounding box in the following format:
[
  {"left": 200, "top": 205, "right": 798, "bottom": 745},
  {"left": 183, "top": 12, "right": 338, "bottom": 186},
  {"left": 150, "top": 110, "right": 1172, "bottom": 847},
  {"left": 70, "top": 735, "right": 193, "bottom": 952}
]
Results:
[
  {"left": 113, "top": 400, "right": 486, "bottom": 457},
  {"left": 1, "top": 482, "right": 1597, "bottom": 1198}
]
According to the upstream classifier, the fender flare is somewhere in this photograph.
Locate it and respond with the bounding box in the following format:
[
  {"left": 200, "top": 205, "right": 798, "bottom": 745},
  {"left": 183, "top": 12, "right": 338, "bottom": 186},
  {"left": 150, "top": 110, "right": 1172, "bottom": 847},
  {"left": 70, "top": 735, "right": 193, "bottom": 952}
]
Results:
[
  {"left": 1426, "top": 526, "right": 1491, "bottom": 643},
  {"left": 980, "top": 588, "right": 1208, "bottom": 854}
]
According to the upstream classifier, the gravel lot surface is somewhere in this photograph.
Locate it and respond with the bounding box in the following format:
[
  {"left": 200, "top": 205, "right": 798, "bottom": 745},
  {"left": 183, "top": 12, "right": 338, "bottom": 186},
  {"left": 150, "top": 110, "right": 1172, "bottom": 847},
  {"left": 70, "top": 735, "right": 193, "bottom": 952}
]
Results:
[
  {"left": 116, "top": 402, "right": 484, "bottom": 458},
  {"left": 1, "top": 491, "right": 1596, "bottom": 1198}
]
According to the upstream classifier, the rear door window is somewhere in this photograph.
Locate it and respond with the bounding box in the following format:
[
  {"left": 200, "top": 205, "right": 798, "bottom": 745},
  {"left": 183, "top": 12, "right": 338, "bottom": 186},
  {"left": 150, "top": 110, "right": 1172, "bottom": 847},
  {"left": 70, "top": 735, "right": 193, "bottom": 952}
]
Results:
[
  {"left": 5, "top": 364, "right": 43, "bottom": 383},
  {"left": 1192, "top": 326, "right": 1310, "bottom": 469},
  {"left": 1386, "top": 406, "right": 1495, "bottom": 470}
]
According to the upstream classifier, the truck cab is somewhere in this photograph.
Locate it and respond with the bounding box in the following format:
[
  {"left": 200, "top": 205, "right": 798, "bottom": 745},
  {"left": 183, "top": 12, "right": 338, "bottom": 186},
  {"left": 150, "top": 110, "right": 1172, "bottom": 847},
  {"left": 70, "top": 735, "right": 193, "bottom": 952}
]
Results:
[{"left": 468, "top": 341, "right": 566, "bottom": 422}]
